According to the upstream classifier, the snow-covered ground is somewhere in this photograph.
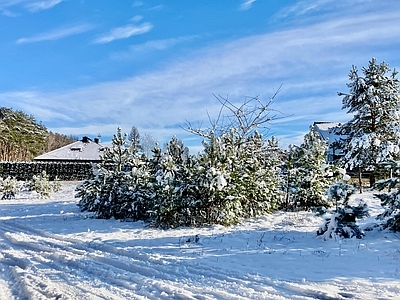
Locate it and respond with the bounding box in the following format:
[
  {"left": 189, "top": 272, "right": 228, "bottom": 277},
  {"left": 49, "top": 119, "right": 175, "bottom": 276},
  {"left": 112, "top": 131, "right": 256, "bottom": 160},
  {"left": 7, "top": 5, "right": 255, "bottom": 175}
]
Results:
[{"left": 0, "top": 182, "right": 399, "bottom": 300}]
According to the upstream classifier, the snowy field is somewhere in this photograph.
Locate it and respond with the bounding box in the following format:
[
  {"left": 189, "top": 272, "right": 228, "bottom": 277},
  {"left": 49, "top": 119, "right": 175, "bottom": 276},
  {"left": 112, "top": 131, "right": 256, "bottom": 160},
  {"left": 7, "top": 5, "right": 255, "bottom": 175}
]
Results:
[{"left": 0, "top": 182, "right": 399, "bottom": 300}]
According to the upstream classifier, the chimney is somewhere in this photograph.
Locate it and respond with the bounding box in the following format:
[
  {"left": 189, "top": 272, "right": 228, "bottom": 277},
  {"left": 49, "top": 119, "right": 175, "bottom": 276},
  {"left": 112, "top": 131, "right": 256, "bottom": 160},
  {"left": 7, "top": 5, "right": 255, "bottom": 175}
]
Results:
[{"left": 82, "top": 136, "right": 91, "bottom": 143}]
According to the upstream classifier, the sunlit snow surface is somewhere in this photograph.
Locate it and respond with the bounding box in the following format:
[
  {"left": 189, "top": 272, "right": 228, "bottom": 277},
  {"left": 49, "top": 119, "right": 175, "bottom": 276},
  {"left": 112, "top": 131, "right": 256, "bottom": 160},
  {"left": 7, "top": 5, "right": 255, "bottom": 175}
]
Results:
[{"left": 0, "top": 182, "right": 399, "bottom": 299}]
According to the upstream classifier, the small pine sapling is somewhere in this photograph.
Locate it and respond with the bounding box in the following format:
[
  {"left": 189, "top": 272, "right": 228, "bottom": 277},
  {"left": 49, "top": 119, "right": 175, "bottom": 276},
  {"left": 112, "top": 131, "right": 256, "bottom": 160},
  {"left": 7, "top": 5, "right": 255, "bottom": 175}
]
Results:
[
  {"left": 0, "top": 176, "right": 20, "bottom": 199},
  {"left": 317, "top": 173, "right": 369, "bottom": 239},
  {"left": 26, "top": 171, "right": 61, "bottom": 198}
]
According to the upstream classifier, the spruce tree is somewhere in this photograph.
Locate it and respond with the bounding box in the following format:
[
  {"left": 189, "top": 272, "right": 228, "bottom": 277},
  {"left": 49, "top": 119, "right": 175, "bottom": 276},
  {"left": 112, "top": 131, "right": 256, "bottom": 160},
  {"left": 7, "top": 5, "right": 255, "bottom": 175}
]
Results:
[
  {"left": 339, "top": 58, "right": 400, "bottom": 192},
  {"left": 290, "top": 125, "right": 333, "bottom": 210}
]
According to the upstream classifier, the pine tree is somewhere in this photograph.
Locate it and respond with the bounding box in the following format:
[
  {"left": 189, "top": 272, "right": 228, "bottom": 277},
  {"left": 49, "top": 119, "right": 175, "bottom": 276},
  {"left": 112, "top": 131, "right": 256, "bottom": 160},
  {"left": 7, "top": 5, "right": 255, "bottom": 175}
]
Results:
[
  {"left": 76, "top": 127, "right": 151, "bottom": 220},
  {"left": 374, "top": 161, "right": 400, "bottom": 231},
  {"left": 0, "top": 176, "right": 20, "bottom": 199},
  {"left": 339, "top": 58, "right": 400, "bottom": 192},
  {"left": 289, "top": 125, "right": 334, "bottom": 210},
  {"left": 317, "top": 180, "right": 368, "bottom": 239}
]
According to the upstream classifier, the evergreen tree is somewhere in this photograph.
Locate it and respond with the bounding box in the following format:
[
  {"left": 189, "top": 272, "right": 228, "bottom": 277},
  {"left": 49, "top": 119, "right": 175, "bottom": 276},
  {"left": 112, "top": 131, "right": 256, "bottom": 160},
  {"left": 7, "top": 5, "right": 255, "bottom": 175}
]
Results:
[
  {"left": 77, "top": 127, "right": 151, "bottom": 220},
  {"left": 339, "top": 58, "right": 400, "bottom": 192},
  {"left": 0, "top": 176, "right": 20, "bottom": 199},
  {"left": 317, "top": 179, "right": 368, "bottom": 239},
  {"left": 151, "top": 136, "right": 195, "bottom": 227},
  {"left": 0, "top": 107, "right": 47, "bottom": 161},
  {"left": 289, "top": 125, "right": 334, "bottom": 210},
  {"left": 128, "top": 126, "right": 141, "bottom": 153},
  {"left": 281, "top": 144, "right": 299, "bottom": 211},
  {"left": 374, "top": 161, "right": 400, "bottom": 231}
]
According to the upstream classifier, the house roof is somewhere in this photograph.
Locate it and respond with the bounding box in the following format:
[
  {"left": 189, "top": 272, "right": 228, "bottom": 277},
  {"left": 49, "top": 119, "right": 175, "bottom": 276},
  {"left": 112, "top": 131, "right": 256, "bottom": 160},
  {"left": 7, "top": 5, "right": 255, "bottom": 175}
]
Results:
[
  {"left": 313, "top": 122, "right": 346, "bottom": 157},
  {"left": 313, "top": 122, "right": 343, "bottom": 142},
  {"left": 34, "top": 137, "right": 106, "bottom": 162}
]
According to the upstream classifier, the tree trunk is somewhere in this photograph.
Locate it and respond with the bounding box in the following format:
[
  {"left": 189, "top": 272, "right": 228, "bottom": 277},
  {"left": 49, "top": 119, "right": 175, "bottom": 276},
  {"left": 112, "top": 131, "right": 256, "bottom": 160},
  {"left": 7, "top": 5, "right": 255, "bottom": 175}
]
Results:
[
  {"left": 358, "top": 167, "right": 363, "bottom": 194},
  {"left": 369, "top": 170, "right": 376, "bottom": 188}
]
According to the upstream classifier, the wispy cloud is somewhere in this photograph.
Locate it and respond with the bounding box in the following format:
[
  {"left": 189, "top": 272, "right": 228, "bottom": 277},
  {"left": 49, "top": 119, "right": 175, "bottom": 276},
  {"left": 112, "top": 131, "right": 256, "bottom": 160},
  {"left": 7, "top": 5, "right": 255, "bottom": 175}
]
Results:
[
  {"left": 110, "top": 35, "right": 199, "bottom": 60},
  {"left": 25, "top": 0, "right": 63, "bottom": 12},
  {"left": 132, "top": 1, "right": 143, "bottom": 8},
  {"left": 239, "top": 0, "right": 256, "bottom": 11},
  {"left": 93, "top": 22, "right": 153, "bottom": 44},
  {"left": 130, "top": 15, "right": 143, "bottom": 23},
  {"left": 0, "top": 8, "right": 18, "bottom": 17},
  {"left": 147, "top": 5, "right": 163, "bottom": 11},
  {"left": 16, "top": 23, "right": 94, "bottom": 44},
  {"left": 273, "top": 0, "right": 372, "bottom": 20},
  {"left": 0, "top": 0, "right": 63, "bottom": 14}
]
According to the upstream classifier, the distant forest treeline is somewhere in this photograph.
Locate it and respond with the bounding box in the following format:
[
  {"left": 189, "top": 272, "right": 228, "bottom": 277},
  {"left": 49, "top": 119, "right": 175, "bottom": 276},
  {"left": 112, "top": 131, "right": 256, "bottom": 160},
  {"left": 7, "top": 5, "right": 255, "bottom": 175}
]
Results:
[{"left": 0, "top": 107, "right": 78, "bottom": 161}]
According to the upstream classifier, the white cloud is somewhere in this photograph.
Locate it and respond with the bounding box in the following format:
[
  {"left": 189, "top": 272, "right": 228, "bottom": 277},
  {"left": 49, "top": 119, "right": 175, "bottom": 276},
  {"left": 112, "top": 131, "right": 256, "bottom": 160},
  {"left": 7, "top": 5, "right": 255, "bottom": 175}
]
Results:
[
  {"left": 132, "top": 1, "right": 143, "bottom": 8},
  {"left": 239, "top": 0, "right": 256, "bottom": 11},
  {"left": 110, "top": 35, "right": 198, "bottom": 60},
  {"left": 0, "top": 8, "right": 18, "bottom": 16},
  {"left": 25, "top": 0, "right": 63, "bottom": 12},
  {"left": 0, "top": 0, "right": 63, "bottom": 14},
  {"left": 16, "top": 23, "right": 94, "bottom": 44},
  {"left": 130, "top": 15, "right": 143, "bottom": 23},
  {"left": 94, "top": 22, "right": 153, "bottom": 44},
  {"left": 273, "top": 0, "right": 373, "bottom": 20}
]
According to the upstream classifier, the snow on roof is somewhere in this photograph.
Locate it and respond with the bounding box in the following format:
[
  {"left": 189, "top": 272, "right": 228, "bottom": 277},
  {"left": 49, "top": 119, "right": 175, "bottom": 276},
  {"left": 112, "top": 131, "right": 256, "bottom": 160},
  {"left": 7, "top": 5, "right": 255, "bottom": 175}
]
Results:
[
  {"left": 313, "top": 122, "right": 343, "bottom": 142},
  {"left": 34, "top": 137, "right": 106, "bottom": 162}
]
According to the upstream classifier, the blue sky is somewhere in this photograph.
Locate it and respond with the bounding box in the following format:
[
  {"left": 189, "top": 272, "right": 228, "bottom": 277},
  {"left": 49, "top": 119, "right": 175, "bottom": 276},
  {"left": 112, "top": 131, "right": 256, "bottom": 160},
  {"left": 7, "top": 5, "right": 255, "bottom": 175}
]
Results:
[{"left": 1, "top": 0, "right": 399, "bottom": 152}]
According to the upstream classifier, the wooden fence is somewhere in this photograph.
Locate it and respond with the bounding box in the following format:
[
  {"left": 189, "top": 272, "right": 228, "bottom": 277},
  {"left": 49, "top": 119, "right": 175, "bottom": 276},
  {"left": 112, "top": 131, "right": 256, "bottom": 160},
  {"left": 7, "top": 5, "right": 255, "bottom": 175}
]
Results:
[{"left": 0, "top": 161, "right": 95, "bottom": 181}]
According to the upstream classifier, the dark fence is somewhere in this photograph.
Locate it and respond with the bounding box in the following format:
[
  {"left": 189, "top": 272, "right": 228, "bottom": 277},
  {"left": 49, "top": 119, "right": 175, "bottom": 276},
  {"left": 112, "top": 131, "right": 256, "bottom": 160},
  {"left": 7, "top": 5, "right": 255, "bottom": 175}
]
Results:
[{"left": 0, "top": 161, "right": 95, "bottom": 181}]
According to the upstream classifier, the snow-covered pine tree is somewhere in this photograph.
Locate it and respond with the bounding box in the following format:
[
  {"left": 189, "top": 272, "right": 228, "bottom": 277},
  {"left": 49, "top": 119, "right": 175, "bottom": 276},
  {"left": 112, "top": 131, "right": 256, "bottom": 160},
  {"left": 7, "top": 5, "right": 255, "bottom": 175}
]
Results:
[
  {"left": 0, "top": 176, "right": 20, "bottom": 199},
  {"left": 317, "top": 178, "right": 368, "bottom": 239},
  {"left": 76, "top": 127, "right": 151, "bottom": 220},
  {"left": 290, "top": 125, "right": 334, "bottom": 210},
  {"left": 183, "top": 94, "right": 284, "bottom": 226},
  {"left": 26, "top": 171, "right": 61, "bottom": 199},
  {"left": 225, "top": 132, "right": 283, "bottom": 220},
  {"left": 281, "top": 144, "right": 299, "bottom": 211},
  {"left": 339, "top": 58, "right": 400, "bottom": 192},
  {"left": 374, "top": 161, "right": 400, "bottom": 231},
  {"left": 150, "top": 136, "right": 196, "bottom": 228}
]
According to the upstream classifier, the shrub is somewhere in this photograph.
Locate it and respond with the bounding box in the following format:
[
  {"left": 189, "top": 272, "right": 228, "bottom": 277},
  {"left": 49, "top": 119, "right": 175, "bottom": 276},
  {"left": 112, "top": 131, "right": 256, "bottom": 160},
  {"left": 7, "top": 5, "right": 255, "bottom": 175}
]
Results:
[
  {"left": 317, "top": 181, "right": 368, "bottom": 239},
  {"left": 0, "top": 176, "right": 20, "bottom": 199},
  {"left": 26, "top": 171, "right": 61, "bottom": 198}
]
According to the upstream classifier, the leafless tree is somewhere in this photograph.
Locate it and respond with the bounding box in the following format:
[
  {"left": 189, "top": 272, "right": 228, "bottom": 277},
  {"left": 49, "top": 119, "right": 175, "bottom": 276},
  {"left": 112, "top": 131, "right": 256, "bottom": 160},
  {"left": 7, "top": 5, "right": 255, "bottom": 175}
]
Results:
[
  {"left": 140, "top": 133, "right": 157, "bottom": 157},
  {"left": 185, "top": 87, "right": 285, "bottom": 145}
]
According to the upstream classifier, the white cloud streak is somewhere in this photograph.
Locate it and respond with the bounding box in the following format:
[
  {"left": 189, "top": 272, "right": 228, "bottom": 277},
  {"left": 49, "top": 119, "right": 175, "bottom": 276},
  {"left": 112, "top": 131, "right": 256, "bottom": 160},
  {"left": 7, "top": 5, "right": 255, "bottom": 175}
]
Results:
[
  {"left": 110, "top": 35, "right": 198, "bottom": 60},
  {"left": 93, "top": 23, "right": 153, "bottom": 44},
  {"left": 0, "top": 0, "right": 63, "bottom": 14},
  {"left": 16, "top": 23, "right": 94, "bottom": 44},
  {"left": 239, "top": 0, "right": 256, "bottom": 11},
  {"left": 25, "top": 0, "right": 63, "bottom": 12}
]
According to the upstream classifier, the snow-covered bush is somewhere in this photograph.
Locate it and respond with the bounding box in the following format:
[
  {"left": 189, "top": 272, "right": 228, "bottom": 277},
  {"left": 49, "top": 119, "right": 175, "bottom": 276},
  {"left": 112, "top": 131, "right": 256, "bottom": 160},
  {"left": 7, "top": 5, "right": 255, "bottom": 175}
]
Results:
[
  {"left": 76, "top": 93, "right": 286, "bottom": 228},
  {"left": 317, "top": 180, "right": 368, "bottom": 239},
  {"left": 317, "top": 202, "right": 368, "bottom": 239},
  {"left": 0, "top": 176, "right": 20, "bottom": 199},
  {"left": 26, "top": 171, "right": 61, "bottom": 198}
]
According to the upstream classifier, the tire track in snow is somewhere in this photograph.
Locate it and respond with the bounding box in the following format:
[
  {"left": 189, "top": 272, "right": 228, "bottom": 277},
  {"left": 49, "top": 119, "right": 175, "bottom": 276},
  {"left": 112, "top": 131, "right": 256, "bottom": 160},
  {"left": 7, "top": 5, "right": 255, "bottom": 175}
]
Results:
[
  {"left": 0, "top": 222, "right": 145, "bottom": 300},
  {"left": 0, "top": 220, "right": 371, "bottom": 300},
  {"left": 0, "top": 220, "right": 306, "bottom": 299}
]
